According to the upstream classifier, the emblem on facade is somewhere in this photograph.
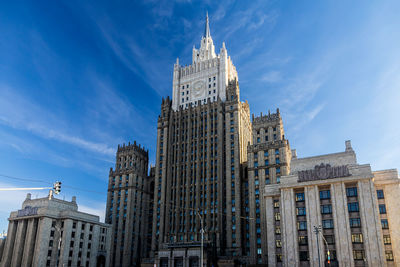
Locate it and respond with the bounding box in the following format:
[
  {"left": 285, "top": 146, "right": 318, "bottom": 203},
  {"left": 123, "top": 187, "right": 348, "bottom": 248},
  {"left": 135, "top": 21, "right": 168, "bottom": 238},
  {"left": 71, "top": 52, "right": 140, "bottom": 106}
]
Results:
[
  {"left": 193, "top": 81, "right": 205, "bottom": 97},
  {"left": 17, "top": 206, "right": 38, "bottom": 217},
  {"left": 298, "top": 163, "right": 350, "bottom": 182}
]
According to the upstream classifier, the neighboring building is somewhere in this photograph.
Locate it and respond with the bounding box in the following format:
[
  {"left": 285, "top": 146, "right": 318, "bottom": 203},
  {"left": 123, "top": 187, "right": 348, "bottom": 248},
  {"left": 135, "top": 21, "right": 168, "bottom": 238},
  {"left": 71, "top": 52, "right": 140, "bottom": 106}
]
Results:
[
  {"left": 151, "top": 13, "right": 254, "bottom": 267},
  {"left": 0, "top": 193, "right": 111, "bottom": 267},
  {"left": 264, "top": 140, "right": 400, "bottom": 266},
  {"left": 0, "top": 236, "right": 5, "bottom": 265},
  {"left": 105, "top": 142, "right": 154, "bottom": 267},
  {"left": 246, "top": 110, "right": 292, "bottom": 264}
]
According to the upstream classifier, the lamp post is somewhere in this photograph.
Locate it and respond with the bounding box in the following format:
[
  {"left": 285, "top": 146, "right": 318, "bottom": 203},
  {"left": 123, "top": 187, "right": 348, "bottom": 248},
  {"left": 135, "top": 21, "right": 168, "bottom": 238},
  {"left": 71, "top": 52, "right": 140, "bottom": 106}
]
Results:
[
  {"left": 197, "top": 210, "right": 204, "bottom": 267},
  {"left": 320, "top": 233, "right": 331, "bottom": 266},
  {"left": 313, "top": 225, "right": 322, "bottom": 267}
]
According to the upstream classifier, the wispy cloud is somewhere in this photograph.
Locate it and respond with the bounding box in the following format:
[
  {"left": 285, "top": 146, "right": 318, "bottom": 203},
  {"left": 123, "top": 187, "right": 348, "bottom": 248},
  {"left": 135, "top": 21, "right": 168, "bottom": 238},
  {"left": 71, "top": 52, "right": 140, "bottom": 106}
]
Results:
[
  {"left": 88, "top": 14, "right": 171, "bottom": 97},
  {"left": 79, "top": 202, "right": 106, "bottom": 222},
  {"left": 0, "top": 85, "right": 115, "bottom": 156},
  {"left": 261, "top": 71, "right": 282, "bottom": 83}
]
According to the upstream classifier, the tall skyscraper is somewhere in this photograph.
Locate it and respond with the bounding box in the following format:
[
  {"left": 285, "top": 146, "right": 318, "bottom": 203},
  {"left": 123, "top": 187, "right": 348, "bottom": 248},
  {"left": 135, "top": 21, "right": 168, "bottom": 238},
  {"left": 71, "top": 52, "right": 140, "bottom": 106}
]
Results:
[
  {"left": 105, "top": 142, "right": 154, "bottom": 267},
  {"left": 151, "top": 14, "right": 258, "bottom": 266}
]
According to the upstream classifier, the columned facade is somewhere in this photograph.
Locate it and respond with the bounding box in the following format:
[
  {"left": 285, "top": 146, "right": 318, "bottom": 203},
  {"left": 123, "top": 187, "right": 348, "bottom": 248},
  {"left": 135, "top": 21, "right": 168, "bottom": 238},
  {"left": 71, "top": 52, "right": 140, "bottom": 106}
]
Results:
[{"left": 264, "top": 141, "right": 399, "bottom": 266}]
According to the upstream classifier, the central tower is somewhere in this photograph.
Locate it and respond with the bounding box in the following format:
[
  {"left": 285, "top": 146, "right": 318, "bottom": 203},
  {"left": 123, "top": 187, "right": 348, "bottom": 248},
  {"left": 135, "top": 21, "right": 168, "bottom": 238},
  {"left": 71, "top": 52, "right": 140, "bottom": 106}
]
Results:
[
  {"left": 152, "top": 14, "right": 252, "bottom": 266},
  {"left": 172, "top": 13, "right": 238, "bottom": 110}
]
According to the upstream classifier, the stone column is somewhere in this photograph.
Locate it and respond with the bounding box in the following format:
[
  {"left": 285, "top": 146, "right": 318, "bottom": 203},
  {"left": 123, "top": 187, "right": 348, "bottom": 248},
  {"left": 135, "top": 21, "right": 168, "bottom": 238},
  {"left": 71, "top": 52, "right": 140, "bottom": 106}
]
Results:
[
  {"left": 281, "top": 188, "right": 298, "bottom": 266},
  {"left": 1, "top": 220, "right": 17, "bottom": 267},
  {"left": 33, "top": 217, "right": 52, "bottom": 267},
  {"left": 331, "top": 183, "right": 354, "bottom": 267},
  {"left": 357, "top": 180, "right": 386, "bottom": 265},
  {"left": 265, "top": 196, "right": 276, "bottom": 266},
  {"left": 21, "top": 218, "right": 37, "bottom": 266},
  {"left": 384, "top": 181, "right": 400, "bottom": 265},
  {"left": 305, "top": 185, "right": 324, "bottom": 267},
  {"left": 60, "top": 219, "right": 73, "bottom": 267}
]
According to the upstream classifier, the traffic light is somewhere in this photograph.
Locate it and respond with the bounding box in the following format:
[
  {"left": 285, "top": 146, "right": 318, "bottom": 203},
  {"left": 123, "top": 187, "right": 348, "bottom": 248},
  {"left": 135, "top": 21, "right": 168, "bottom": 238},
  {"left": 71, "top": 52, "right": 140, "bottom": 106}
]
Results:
[
  {"left": 53, "top": 181, "right": 61, "bottom": 194},
  {"left": 327, "top": 251, "right": 331, "bottom": 264}
]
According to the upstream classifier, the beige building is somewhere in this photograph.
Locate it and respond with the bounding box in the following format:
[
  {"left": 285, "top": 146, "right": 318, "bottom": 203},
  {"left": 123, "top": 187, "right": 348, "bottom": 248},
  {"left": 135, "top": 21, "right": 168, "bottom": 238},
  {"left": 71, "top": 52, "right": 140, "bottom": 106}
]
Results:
[
  {"left": 264, "top": 140, "right": 400, "bottom": 266},
  {"left": 0, "top": 193, "right": 111, "bottom": 267}
]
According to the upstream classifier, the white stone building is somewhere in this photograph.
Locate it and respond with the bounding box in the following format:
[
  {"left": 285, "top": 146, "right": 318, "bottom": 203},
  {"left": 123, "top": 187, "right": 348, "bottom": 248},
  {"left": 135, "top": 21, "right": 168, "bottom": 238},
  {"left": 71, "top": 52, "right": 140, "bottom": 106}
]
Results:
[
  {"left": 0, "top": 193, "right": 111, "bottom": 267},
  {"left": 172, "top": 12, "right": 238, "bottom": 111},
  {"left": 264, "top": 140, "right": 400, "bottom": 266}
]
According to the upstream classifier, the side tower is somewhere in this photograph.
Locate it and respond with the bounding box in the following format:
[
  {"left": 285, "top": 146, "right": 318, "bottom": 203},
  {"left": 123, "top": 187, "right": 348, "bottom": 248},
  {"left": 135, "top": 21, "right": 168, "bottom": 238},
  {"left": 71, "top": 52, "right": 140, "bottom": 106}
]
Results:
[
  {"left": 246, "top": 109, "right": 291, "bottom": 264},
  {"left": 105, "top": 142, "right": 151, "bottom": 267}
]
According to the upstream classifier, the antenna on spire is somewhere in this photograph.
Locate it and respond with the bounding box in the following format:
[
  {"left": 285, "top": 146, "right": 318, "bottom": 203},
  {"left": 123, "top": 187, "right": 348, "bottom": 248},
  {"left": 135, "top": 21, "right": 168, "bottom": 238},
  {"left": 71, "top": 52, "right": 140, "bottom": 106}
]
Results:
[{"left": 204, "top": 11, "right": 210, "bottom": 38}]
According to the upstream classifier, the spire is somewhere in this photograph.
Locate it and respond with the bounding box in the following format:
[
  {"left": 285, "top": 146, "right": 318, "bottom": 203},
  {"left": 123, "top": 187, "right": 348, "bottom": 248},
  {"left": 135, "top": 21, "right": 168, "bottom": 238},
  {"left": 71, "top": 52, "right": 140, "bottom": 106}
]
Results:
[{"left": 204, "top": 11, "right": 210, "bottom": 38}]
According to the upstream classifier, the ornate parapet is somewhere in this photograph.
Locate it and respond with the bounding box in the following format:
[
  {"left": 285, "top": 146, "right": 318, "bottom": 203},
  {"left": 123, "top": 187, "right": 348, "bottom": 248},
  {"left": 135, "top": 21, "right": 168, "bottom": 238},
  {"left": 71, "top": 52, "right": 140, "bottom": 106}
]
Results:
[{"left": 297, "top": 163, "right": 351, "bottom": 183}]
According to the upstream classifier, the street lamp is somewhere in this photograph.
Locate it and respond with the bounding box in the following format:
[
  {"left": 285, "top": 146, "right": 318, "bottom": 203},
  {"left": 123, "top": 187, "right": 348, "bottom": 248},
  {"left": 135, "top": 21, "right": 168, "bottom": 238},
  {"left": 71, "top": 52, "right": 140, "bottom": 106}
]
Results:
[
  {"left": 197, "top": 210, "right": 204, "bottom": 267},
  {"left": 313, "top": 225, "right": 322, "bottom": 267},
  {"left": 314, "top": 225, "right": 332, "bottom": 266}
]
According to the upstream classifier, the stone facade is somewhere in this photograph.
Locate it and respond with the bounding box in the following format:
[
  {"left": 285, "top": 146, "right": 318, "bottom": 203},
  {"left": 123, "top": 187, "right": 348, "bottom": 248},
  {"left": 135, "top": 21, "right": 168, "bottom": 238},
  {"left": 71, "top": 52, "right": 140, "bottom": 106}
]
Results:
[
  {"left": 0, "top": 194, "right": 111, "bottom": 267},
  {"left": 151, "top": 15, "right": 255, "bottom": 266},
  {"left": 264, "top": 141, "right": 400, "bottom": 266},
  {"left": 105, "top": 142, "right": 154, "bottom": 267},
  {"left": 246, "top": 109, "right": 292, "bottom": 264}
]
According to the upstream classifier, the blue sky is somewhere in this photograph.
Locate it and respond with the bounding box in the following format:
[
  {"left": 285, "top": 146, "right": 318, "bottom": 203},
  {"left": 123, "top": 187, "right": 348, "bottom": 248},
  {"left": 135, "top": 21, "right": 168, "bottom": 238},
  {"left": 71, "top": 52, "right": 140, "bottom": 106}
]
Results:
[{"left": 0, "top": 1, "right": 399, "bottom": 232}]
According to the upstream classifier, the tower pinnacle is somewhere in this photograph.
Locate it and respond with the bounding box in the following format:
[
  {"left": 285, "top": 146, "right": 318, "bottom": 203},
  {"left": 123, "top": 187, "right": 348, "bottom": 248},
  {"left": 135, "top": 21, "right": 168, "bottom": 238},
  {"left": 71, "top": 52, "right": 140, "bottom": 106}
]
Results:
[{"left": 204, "top": 12, "right": 210, "bottom": 38}]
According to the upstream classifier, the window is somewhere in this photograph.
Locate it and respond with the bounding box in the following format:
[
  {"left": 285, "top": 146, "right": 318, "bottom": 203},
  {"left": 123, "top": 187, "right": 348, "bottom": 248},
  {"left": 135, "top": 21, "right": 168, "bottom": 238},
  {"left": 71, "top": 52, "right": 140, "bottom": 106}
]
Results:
[
  {"left": 257, "top": 248, "right": 262, "bottom": 255},
  {"left": 348, "top": 202, "right": 359, "bottom": 212},
  {"left": 381, "top": 219, "right": 389, "bottom": 229},
  {"left": 320, "top": 190, "right": 331, "bottom": 199},
  {"left": 299, "top": 251, "right": 309, "bottom": 261},
  {"left": 254, "top": 170, "right": 258, "bottom": 177},
  {"left": 353, "top": 250, "right": 365, "bottom": 260},
  {"left": 346, "top": 187, "right": 358, "bottom": 197},
  {"left": 265, "top": 160, "right": 269, "bottom": 166},
  {"left": 275, "top": 239, "right": 282, "bottom": 248},
  {"left": 377, "top": 189, "right": 384, "bottom": 199},
  {"left": 254, "top": 162, "right": 258, "bottom": 168},
  {"left": 351, "top": 233, "right": 363, "bottom": 243},
  {"left": 275, "top": 213, "right": 281, "bottom": 221},
  {"left": 297, "top": 221, "right": 307, "bottom": 230},
  {"left": 273, "top": 200, "right": 280, "bottom": 208},
  {"left": 379, "top": 204, "right": 387, "bottom": 214},
  {"left": 386, "top": 251, "right": 394, "bottom": 261},
  {"left": 296, "top": 207, "right": 306, "bottom": 216},
  {"left": 349, "top": 218, "right": 361, "bottom": 228},
  {"left": 298, "top": 236, "right": 308, "bottom": 245},
  {"left": 383, "top": 235, "right": 391, "bottom": 244},
  {"left": 322, "top": 219, "right": 334, "bottom": 229},
  {"left": 296, "top": 193, "right": 305, "bottom": 202},
  {"left": 325, "top": 235, "right": 335, "bottom": 244},
  {"left": 264, "top": 151, "right": 268, "bottom": 157},
  {"left": 275, "top": 226, "right": 281, "bottom": 234},
  {"left": 321, "top": 204, "right": 332, "bottom": 214}
]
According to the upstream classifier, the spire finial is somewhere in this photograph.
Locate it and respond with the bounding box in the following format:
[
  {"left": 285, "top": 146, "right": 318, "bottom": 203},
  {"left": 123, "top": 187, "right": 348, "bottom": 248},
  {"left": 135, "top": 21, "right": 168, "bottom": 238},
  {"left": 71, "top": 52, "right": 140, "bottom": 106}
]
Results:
[{"left": 204, "top": 11, "right": 210, "bottom": 38}]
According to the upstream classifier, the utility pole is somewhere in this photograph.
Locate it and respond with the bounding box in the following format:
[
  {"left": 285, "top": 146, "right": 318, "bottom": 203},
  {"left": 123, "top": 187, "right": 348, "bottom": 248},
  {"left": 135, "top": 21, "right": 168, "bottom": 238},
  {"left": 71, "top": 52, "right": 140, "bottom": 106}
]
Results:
[{"left": 313, "top": 225, "right": 322, "bottom": 267}]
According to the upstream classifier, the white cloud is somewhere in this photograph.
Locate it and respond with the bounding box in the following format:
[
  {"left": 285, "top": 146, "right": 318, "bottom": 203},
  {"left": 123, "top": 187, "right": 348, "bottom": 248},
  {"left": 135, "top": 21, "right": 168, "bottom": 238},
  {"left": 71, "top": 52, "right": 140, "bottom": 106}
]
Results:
[
  {"left": 0, "top": 85, "right": 115, "bottom": 156},
  {"left": 79, "top": 202, "right": 106, "bottom": 223},
  {"left": 261, "top": 71, "right": 282, "bottom": 83}
]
